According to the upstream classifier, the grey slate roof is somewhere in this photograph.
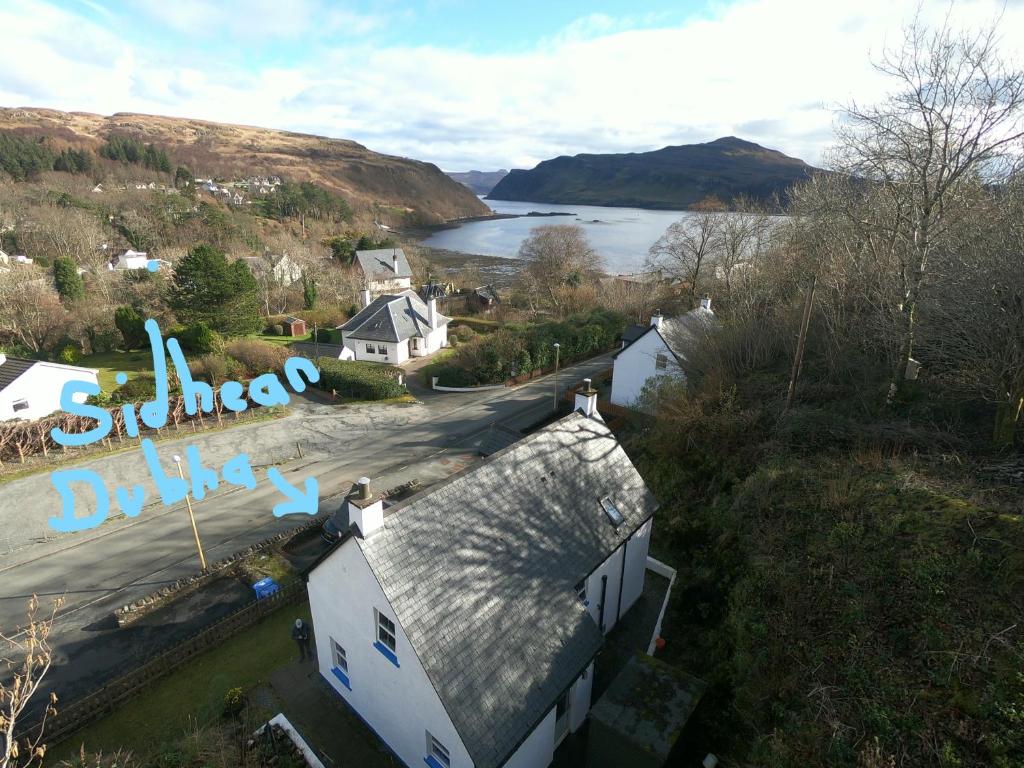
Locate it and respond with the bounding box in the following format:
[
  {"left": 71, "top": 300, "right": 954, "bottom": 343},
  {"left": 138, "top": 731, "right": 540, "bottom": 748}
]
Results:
[
  {"left": 355, "top": 248, "right": 412, "bottom": 281},
  {"left": 621, "top": 324, "right": 648, "bottom": 346},
  {"left": 339, "top": 290, "right": 449, "bottom": 343},
  {"left": 0, "top": 357, "right": 36, "bottom": 394},
  {"left": 613, "top": 308, "right": 718, "bottom": 366},
  {"left": 354, "top": 412, "right": 658, "bottom": 768}
]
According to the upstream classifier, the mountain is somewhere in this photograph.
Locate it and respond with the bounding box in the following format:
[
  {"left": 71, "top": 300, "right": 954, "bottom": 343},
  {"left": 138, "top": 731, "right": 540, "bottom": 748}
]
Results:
[
  {"left": 487, "top": 137, "right": 819, "bottom": 209},
  {"left": 445, "top": 169, "right": 508, "bottom": 195},
  {"left": 0, "top": 107, "right": 489, "bottom": 224}
]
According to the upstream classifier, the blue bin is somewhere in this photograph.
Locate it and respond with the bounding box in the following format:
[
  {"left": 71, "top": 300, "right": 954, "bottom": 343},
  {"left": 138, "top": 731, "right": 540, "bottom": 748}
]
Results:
[{"left": 253, "top": 577, "right": 280, "bottom": 599}]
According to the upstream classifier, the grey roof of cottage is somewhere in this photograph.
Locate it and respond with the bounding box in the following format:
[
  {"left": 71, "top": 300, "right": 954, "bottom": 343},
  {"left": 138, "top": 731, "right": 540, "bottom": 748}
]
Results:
[
  {"left": 339, "top": 290, "right": 449, "bottom": 342},
  {"left": 353, "top": 412, "right": 658, "bottom": 768},
  {"left": 355, "top": 248, "right": 412, "bottom": 281},
  {"left": 0, "top": 357, "right": 36, "bottom": 394},
  {"left": 621, "top": 324, "right": 648, "bottom": 346}
]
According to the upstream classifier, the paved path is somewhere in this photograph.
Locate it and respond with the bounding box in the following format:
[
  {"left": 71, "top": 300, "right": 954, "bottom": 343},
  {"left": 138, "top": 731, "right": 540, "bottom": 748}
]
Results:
[{"left": 0, "top": 353, "right": 613, "bottom": 708}]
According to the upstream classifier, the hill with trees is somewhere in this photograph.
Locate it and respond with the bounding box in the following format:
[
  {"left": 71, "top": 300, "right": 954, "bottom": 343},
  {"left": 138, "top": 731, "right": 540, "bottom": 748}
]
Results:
[
  {"left": 0, "top": 107, "right": 488, "bottom": 225},
  {"left": 488, "top": 137, "right": 818, "bottom": 209}
]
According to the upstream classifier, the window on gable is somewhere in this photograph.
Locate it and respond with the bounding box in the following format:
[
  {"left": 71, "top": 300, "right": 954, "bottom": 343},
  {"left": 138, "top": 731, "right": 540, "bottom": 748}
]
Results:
[
  {"left": 426, "top": 732, "right": 451, "bottom": 768},
  {"left": 655, "top": 353, "right": 668, "bottom": 370},
  {"left": 12, "top": 399, "right": 29, "bottom": 412},
  {"left": 600, "top": 496, "right": 624, "bottom": 528},
  {"left": 331, "top": 638, "right": 348, "bottom": 673},
  {"left": 376, "top": 610, "right": 397, "bottom": 653}
]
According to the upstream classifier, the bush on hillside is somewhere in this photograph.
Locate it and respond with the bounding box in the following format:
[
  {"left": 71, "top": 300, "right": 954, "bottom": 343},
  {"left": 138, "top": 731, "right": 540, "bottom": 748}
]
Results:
[
  {"left": 317, "top": 359, "right": 405, "bottom": 400},
  {"left": 175, "top": 322, "right": 224, "bottom": 355}
]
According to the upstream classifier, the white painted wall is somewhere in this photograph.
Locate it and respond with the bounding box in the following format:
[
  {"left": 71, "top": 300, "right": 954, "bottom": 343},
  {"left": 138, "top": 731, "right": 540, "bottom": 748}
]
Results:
[
  {"left": 369, "top": 277, "right": 412, "bottom": 295},
  {"left": 609, "top": 330, "right": 683, "bottom": 408},
  {"left": 569, "top": 662, "right": 594, "bottom": 733},
  {"left": 341, "top": 337, "right": 410, "bottom": 365},
  {"left": 308, "top": 540, "right": 472, "bottom": 768},
  {"left": 0, "top": 361, "right": 98, "bottom": 421},
  {"left": 619, "top": 519, "right": 652, "bottom": 618},
  {"left": 410, "top": 324, "right": 448, "bottom": 358},
  {"left": 503, "top": 707, "right": 555, "bottom": 768}
]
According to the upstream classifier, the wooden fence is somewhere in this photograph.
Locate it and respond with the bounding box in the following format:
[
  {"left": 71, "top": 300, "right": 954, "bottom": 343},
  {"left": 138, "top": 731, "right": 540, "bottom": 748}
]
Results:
[
  {"left": 30, "top": 580, "right": 307, "bottom": 747},
  {"left": 0, "top": 390, "right": 267, "bottom": 467}
]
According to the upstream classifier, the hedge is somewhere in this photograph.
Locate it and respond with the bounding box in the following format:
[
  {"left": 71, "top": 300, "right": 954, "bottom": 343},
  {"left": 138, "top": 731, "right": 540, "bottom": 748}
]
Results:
[
  {"left": 438, "top": 309, "right": 626, "bottom": 386},
  {"left": 316, "top": 359, "right": 406, "bottom": 401}
]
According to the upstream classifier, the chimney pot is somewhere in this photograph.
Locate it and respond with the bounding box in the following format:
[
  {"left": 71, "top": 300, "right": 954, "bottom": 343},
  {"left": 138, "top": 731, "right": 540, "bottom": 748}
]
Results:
[
  {"left": 700, "top": 296, "right": 712, "bottom": 311},
  {"left": 575, "top": 380, "right": 600, "bottom": 419},
  {"left": 357, "top": 476, "right": 371, "bottom": 499}
]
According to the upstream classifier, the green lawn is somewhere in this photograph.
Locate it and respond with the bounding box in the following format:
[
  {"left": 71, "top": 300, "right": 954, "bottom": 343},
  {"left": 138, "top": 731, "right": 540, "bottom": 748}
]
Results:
[
  {"left": 251, "top": 333, "right": 300, "bottom": 348},
  {"left": 50, "top": 600, "right": 309, "bottom": 762},
  {"left": 78, "top": 349, "right": 157, "bottom": 393}
]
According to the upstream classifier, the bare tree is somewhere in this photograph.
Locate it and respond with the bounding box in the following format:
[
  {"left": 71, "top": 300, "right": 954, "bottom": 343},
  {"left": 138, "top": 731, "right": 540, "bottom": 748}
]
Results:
[
  {"left": 516, "top": 225, "right": 605, "bottom": 316},
  {"left": 1, "top": 596, "right": 62, "bottom": 768},
  {"left": 834, "top": 16, "right": 1024, "bottom": 402},
  {"left": 0, "top": 274, "right": 71, "bottom": 354},
  {"left": 646, "top": 199, "right": 724, "bottom": 308}
]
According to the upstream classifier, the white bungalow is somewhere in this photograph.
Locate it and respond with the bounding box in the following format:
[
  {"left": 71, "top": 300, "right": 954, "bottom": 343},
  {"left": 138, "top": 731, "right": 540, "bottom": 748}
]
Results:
[
  {"left": 305, "top": 394, "right": 657, "bottom": 768},
  {"left": 0, "top": 353, "right": 99, "bottom": 421},
  {"left": 337, "top": 290, "right": 448, "bottom": 364}
]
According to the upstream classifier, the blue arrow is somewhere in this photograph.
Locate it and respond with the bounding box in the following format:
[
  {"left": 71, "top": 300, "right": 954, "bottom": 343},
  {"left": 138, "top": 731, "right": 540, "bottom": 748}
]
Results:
[{"left": 267, "top": 468, "right": 319, "bottom": 517}]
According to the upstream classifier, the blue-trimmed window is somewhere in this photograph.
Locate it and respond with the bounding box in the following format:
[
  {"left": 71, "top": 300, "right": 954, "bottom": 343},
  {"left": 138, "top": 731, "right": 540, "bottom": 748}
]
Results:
[
  {"left": 374, "top": 609, "right": 400, "bottom": 667},
  {"left": 330, "top": 638, "right": 350, "bottom": 690},
  {"left": 425, "top": 732, "right": 451, "bottom": 768}
]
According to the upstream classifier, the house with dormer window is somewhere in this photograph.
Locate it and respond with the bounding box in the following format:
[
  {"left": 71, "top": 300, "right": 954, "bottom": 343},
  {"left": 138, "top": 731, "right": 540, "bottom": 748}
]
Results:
[
  {"left": 305, "top": 390, "right": 657, "bottom": 768},
  {"left": 337, "top": 289, "right": 449, "bottom": 364},
  {"left": 354, "top": 248, "right": 413, "bottom": 296}
]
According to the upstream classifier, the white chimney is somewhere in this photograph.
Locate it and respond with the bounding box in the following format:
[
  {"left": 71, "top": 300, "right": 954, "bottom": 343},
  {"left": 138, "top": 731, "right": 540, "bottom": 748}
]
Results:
[
  {"left": 427, "top": 298, "right": 438, "bottom": 330},
  {"left": 361, "top": 288, "right": 372, "bottom": 308},
  {"left": 574, "top": 378, "right": 601, "bottom": 419},
  {"left": 0, "top": 353, "right": 6, "bottom": 366},
  {"left": 392, "top": 249, "right": 399, "bottom": 272},
  {"left": 650, "top": 311, "right": 664, "bottom": 330},
  {"left": 700, "top": 296, "right": 712, "bottom": 311},
  {"left": 348, "top": 477, "right": 384, "bottom": 538}
]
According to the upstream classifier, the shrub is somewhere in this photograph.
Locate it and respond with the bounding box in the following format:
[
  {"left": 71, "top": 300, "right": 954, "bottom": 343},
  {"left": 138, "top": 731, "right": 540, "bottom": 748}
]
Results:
[
  {"left": 56, "top": 343, "right": 82, "bottom": 364},
  {"left": 176, "top": 322, "right": 224, "bottom": 355},
  {"left": 265, "top": 324, "right": 282, "bottom": 336},
  {"left": 225, "top": 339, "right": 291, "bottom": 377},
  {"left": 190, "top": 354, "right": 246, "bottom": 385},
  {"left": 450, "top": 325, "right": 477, "bottom": 344},
  {"left": 317, "top": 359, "right": 405, "bottom": 400},
  {"left": 222, "top": 687, "right": 245, "bottom": 718},
  {"left": 114, "top": 305, "right": 146, "bottom": 350}
]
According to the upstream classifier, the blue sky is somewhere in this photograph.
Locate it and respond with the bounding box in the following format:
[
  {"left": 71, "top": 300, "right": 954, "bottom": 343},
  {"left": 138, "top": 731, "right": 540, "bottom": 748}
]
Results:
[{"left": 2, "top": 0, "right": 1022, "bottom": 170}]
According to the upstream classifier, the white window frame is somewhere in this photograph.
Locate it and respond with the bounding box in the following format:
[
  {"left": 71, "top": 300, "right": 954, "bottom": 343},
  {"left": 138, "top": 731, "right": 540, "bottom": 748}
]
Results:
[
  {"left": 655, "top": 352, "right": 668, "bottom": 370},
  {"left": 575, "top": 579, "right": 587, "bottom": 603},
  {"left": 426, "top": 732, "right": 451, "bottom": 768},
  {"left": 376, "top": 609, "right": 397, "bottom": 654},
  {"left": 331, "top": 638, "right": 348, "bottom": 673}
]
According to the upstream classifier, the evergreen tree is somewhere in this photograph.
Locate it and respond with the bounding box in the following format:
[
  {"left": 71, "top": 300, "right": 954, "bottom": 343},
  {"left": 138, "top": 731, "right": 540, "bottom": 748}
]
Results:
[
  {"left": 302, "top": 272, "right": 317, "bottom": 310},
  {"left": 114, "top": 305, "right": 147, "bottom": 350},
  {"left": 52, "top": 257, "right": 85, "bottom": 302},
  {"left": 169, "top": 245, "right": 261, "bottom": 335}
]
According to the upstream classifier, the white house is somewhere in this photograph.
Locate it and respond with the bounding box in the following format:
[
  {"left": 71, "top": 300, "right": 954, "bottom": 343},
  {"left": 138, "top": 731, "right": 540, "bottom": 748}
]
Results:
[
  {"left": 306, "top": 397, "right": 657, "bottom": 768},
  {"left": 243, "top": 252, "right": 303, "bottom": 286},
  {"left": 0, "top": 353, "right": 99, "bottom": 421},
  {"left": 338, "top": 290, "right": 448, "bottom": 364},
  {"left": 108, "top": 249, "right": 168, "bottom": 271},
  {"left": 354, "top": 248, "right": 413, "bottom": 296},
  {"left": 610, "top": 298, "right": 717, "bottom": 409}
]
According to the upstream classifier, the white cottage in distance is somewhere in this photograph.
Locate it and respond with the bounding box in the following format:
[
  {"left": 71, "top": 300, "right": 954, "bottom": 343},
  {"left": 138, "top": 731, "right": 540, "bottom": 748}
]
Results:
[
  {"left": 0, "top": 353, "right": 98, "bottom": 421},
  {"left": 306, "top": 392, "right": 657, "bottom": 768},
  {"left": 337, "top": 289, "right": 449, "bottom": 364},
  {"left": 610, "top": 298, "right": 717, "bottom": 409},
  {"left": 354, "top": 248, "right": 413, "bottom": 296}
]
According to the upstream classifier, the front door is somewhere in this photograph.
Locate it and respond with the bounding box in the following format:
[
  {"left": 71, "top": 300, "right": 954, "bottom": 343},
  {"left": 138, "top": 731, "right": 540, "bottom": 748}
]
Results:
[{"left": 554, "top": 690, "right": 570, "bottom": 745}]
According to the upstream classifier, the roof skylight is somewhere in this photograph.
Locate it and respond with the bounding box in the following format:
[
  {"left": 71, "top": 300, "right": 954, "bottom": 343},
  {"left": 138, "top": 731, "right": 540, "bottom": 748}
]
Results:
[{"left": 600, "top": 496, "right": 624, "bottom": 527}]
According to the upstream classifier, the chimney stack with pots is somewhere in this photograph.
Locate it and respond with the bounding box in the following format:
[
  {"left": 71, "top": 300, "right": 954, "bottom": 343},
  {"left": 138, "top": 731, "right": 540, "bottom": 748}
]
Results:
[
  {"left": 348, "top": 477, "right": 384, "bottom": 538},
  {"left": 361, "top": 288, "right": 372, "bottom": 308},
  {"left": 428, "top": 298, "right": 438, "bottom": 330},
  {"left": 392, "top": 249, "right": 399, "bottom": 272},
  {"left": 650, "top": 311, "right": 664, "bottom": 330},
  {"left": 700, "top": 296, "right": 712, "bottom": 311}
]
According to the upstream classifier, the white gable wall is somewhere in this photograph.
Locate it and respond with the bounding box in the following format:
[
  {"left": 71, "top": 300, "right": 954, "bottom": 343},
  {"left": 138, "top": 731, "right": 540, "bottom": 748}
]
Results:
[
  {"left": 369, "top": 276, "right": 412, "bottom": 295},
  {"left": 309, "top": 539, "right": 472, "bottom": 768},
  {"left": 0, "top": 363, "right": 97, "bottom": 421},
  {"left": 610, "top": 330, "right": 684, "bottom": 408},
  {"left": 582, "top": 517, "right": 651, "bottom": 635},
  {"left": 341, "top": 337, "right": 410, "bottom": 365},
  {"left": 503, "top": 709, "right": 555, "bottom": 768}
]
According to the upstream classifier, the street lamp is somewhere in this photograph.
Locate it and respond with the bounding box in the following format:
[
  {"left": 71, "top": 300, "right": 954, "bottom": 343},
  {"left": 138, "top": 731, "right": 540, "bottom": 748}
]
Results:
[
  {"left": 173, "top": 454, "right": 208, "bottom": 571},
  {"left": 552, "top": 342, "right": 561, "bottom": 412}
]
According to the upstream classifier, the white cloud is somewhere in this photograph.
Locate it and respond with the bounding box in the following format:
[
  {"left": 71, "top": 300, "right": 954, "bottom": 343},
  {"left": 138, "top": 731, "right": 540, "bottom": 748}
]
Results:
[{"left": 1, "top": 0, "right": 1022, "bottom": 171}]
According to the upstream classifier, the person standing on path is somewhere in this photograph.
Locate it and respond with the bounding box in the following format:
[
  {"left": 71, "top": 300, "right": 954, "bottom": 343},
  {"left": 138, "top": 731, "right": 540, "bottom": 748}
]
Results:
[{"left": 292, "top": 618, "right": 312, "bottom": 661}]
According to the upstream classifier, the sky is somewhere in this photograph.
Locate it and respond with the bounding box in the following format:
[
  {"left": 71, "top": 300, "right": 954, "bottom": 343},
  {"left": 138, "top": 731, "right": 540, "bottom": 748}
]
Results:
[{"left": 1, "top": 0, "right": 1023, "bottom": 171}]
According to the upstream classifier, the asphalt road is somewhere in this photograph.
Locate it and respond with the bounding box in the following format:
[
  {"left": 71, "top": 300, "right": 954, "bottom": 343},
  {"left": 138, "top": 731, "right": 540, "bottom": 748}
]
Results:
[{"left": 0, "top": 353, "right": 614, "bottom": 708}]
